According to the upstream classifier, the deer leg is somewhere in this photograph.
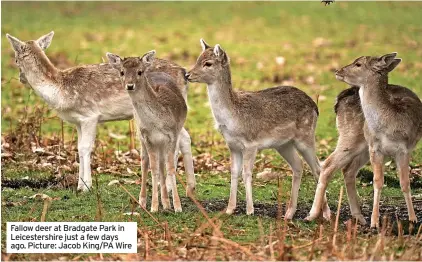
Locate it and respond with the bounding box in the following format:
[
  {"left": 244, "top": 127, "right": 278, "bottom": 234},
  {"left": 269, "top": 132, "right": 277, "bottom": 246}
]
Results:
[
  {"left": 342, "top": 151, "right": 369, "bottom": 225},
  {"left": 226, "top": 148, "right": 243, "bottom": 215},
  {"left": 147, "top": 148, "right": 160, "bottom": 212},
  {"left": 166, "top": 139, "right": 178, "bottom": 194},
  {"left": 242, "top": 148, "right": 257, "bottom": 215},
  {"left": 306, "top": 146, "right": 360, "bottom": 221},
  {"left": 395, "top": 152, "right": 417, "bottom": 223},
  {"left": 370, "top": 148, "right": 384, "bottom": 228},
  {"left": 295, "top": 142, "right": 330, "bottom": 220},
  {"left": 179, "top": 128, "right": 196, "bottom": 197},
  {"left": 166, "top": 137, "right": 182, "bottom": 194},
  {"left": 277, "top": 143, "right": 303, "bottom": 220},
  {"left": 76, "top": 124, "right": 84, "bottom": 191},
  {"left": 78, "top": 119, "right": 98, "bottom": 191},
  {"left": 139, "top": 141, "right": 149, "bottom": 209},
  {"left": 157, "top": 147, "right": 169, "bottom": 210},
  {"left": 166, "top": 143, "right": 182, "bottom": 212}
]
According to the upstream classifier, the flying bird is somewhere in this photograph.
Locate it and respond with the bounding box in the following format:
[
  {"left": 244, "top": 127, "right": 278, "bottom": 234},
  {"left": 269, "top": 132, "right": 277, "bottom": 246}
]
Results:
[{"left": 321, "top": 0, "right": 335, "bottom": 6}]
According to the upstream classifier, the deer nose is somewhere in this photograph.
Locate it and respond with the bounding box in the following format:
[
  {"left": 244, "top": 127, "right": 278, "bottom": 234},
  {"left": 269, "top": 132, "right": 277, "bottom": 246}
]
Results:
[
  {"left": 126, "top": 84, "right": 135, "bottom": 90},
  {"left": 185, "top": 72, "right": 191, "bottom": 79}
]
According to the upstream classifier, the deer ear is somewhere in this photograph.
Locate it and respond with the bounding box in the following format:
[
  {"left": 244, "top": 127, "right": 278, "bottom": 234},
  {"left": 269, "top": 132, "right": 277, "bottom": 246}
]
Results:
[
  {"left": 106, "top": 52, "right": 122, "bottom": 70},
  {"left": 373, "top": 52, "right": 398, "bottom": 72},
  {"left": 386, "top": 58, "right": 401, "bottom": 73},
  {"left": 141, "top": 50, "right": 156, "bottom": 65},
  {"left": 213, "top": 44, "right": 224, "bottom": 57},
  {"left": 36, "top": 31, "right": 54, "bottom": 50},
  {"left": 380, "top": 52, "right": 397, "bottom": 65},
  {"left": 200, "top": 38, "right": 211, "bottom": 51},
  {"left": 6, "top": 33, "right": 24, "bottom": 52}
]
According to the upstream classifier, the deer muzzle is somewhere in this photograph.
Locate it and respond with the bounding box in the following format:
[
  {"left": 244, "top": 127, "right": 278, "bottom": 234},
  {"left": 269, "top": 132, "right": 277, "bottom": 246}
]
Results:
[{"left": 126, "top": 83, "right": 135, "bottom": 91}]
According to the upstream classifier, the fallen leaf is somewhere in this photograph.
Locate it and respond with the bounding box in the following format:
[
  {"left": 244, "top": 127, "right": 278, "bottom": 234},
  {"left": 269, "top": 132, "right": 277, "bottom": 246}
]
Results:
[
  {"left": 108, "top": 180, "right": 120, "bottom": 186},
  {"left": 123, "top": 212, "right": 140, "bottom": 216},
  {"left": 305, "top": 76, "right": 315, "bottom": 85},
  {"left": 123, "top": 179, "right": 136, "bottom": 184},
  {"left": 275, "top": 56, "right": 286, "bottom": 66},
  {"left": 1, "top": 152, "right": 13, "bottom": 158},
  {"left": 32, "top": 147, "right": 45, "bottom": 154},
  {"left": 256, "top": 168, "right": 279, "bottom": 181},
  {"left": 108, "top": 132, "right": 127, "bottom": 140},
  {"left": 127, "top": 167, "right": 136, "bottom": 174},
  {"left": 29, "top": 193, "right": 51, "bottom": 200},
  {"left": 312, "top": 37, "right": 331, "bottom": 47}
]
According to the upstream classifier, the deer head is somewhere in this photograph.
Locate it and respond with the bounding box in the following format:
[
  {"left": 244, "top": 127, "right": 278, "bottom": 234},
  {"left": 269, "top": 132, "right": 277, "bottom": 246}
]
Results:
[
  {"left": 6, "top": 32, "right": 55, "bottom": 84},
  {"left": 186, "top": 38, "right": 230, "bottom": 85},
  {"left": 335, "top": 53, "right": 401, "bottom": 86},
  {"left": 107, "top": 50, "right": 156, "bottom": 91}
]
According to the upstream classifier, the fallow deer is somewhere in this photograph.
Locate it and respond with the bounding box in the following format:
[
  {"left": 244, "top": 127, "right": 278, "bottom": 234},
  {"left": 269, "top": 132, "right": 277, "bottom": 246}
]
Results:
[
  {"left": 186, "top": 39, "right": 331, "bottom": 218},
  {"left": 107, "top": 50, "right": 187, "bottom": 212},
  {"left": 307, "top": 53, "right": 422, "bottom": 228},
  {"left": 5, "top": 32, "right": 195, "bottom": 196}
]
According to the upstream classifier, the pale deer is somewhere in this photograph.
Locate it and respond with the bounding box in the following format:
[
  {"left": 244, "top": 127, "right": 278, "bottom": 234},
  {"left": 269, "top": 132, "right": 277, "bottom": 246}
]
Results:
[
  {"left": 107, "top": 50, "right": 187, "bottom": 212},
  {"left": 186, "top": 39, "right": 331, "bottom": 218},
  {"left": 5, "top": 32, "right": 195, "bottom": 196},
  {"left": 307, "top": 53, "right": 422, "bottom": 228}
]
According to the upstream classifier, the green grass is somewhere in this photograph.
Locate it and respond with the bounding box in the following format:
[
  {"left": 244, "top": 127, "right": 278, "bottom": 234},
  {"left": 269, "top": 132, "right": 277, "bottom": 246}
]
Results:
[{"left": 2, "top": 1, "right": 422, "bottom": 259}]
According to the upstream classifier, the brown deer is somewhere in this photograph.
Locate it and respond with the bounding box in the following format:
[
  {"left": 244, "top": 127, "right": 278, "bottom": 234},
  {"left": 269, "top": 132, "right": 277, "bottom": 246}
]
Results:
[
  {"left": 5, "top": 32, "right": 195, "bottom": 197},
  {"left": 107, "top": 50, "right": 187, "bottom": 212},
  {"left": 186, "top": 39, "right": 330, "bottom": 218},
  {"left": 307, "top": 53, "right": 422, "bottom": 228}
]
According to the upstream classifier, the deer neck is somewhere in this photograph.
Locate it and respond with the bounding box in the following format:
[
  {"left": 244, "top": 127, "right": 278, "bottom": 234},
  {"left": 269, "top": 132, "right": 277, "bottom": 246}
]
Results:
[
  {"left": 359, "top": 74, "right": 390, "bottom": 131},
  {"left": 24, "top": 52, "right": 63, "bottom": 108},
  {"left": 206, "top": 65, "right": 237, "bottom": 128},
  {"left": 127, "top": 75, "right": 160, "bottom": 120}
]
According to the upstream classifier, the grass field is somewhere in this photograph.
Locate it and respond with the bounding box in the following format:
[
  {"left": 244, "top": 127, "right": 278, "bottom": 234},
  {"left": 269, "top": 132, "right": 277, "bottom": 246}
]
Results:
[{"left": 1, "top": 2, "right": 422, "bottom": 260}]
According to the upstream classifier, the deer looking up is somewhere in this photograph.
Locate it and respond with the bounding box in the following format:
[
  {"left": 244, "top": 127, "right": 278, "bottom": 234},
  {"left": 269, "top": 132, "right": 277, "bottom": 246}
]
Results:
[
  {"left": 107, "top": 50, "right": 187, "bottom": 212},
  {"left": 307, "top": 53, "right": 422, "bottom": 228},
  {"left": 5, "top": 32, "right": 195, "bottom": 195},
  {"left": 186, "top": 39, "right": 330, "bottom": 218}
]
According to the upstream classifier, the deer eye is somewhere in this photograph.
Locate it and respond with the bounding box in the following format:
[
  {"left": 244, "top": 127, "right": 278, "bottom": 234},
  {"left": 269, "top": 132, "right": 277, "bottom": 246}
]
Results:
[
  {"left": 120, "top": 71, "right": 124, "bottom": 76},
  {"left": 138, "top": 71, "right": 142, "bottom": 76},
  {"left": 355, "top": 63, "right": 361, "bottom": 67},
  {"left": 204, "top": 61, "right": 213, "bottom": 67}
]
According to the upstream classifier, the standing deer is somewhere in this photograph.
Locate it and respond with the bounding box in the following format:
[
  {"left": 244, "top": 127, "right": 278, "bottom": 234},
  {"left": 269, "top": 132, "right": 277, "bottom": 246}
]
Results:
[
  {"left": 5, "top": 32, "right": 195, "bottom": 196},
  {"left": 186, "top": 39, "right": 331, "bottom": 218},
  {"left": 107, "top": 50, "right": 187, "bottom": 212},
  {"left": 307, "top": 53, "right": 422, "bottom": 228}
]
